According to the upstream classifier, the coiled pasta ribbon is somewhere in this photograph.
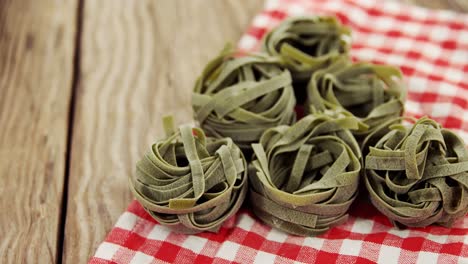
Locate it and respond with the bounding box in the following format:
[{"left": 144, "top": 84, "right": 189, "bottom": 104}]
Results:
[
  {"left": 130, "top": 117, "right": 248, "bottom": 234},
  {"left": 262, "top": 16, "right": 351, "bottom": 83},
  {"left": 364, "top": 117, "right": 468, "bottom": 227},
  {"left": 249, "top": 114, "right": 361, "bottom": 236},
  {"left": 193, "top": 46, "right": 296, "bottom": 151},
  {"left": 307, "top": 57, "right": 405, "bottom": 140}
]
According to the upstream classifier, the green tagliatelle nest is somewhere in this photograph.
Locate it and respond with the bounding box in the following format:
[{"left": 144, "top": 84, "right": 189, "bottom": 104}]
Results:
[
  {"left": 364, "top": 117, "right": 468, "bottom": 228},
  {"left": 129, "top": 117, "right": 248, "bottom": 234},
  {"left": 249, "top": 114, "right": 362, "bottom": 236},
  {"left": 262, "top": 16, "right": 351, "bottom": 83},
  {"left": 192, "top": 46, "right": 296, "bottom": 151},
  {"left": 307, "top": 57, "right": 405, "bottom": 140}
]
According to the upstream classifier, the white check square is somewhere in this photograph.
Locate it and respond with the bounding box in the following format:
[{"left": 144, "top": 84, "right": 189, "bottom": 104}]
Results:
[
  {"left": 130, "top": 252, "right": 153, "bottom": 264},
  {"left": 339, "top": 239, "right": 363, "bottom": 256},
  {"left": 182, "top": 236, "right": 208, "bottom": 254},
  {"left": 254, "top": 251, "right": 276, "bottom": 264},
  {"left": 351, "top": 219, "right": 374, "bottom": 234},
  {"left": 266, "top": 228, "right": 288, "bottom": 243},
  {"left": 115, "top": 212, "right": 138, "bottom": 231},
  {"left": 416, "top": 251, "right": 439, "bottom": 264},
  {"left": 378, "top": 245, "right": 401, "bottom": 264},
  {"left": 94, "top": 242, "right": 120, "bottom": 260},
  {"left": 215, "top": 241, "right": 240, "bottom": 261},
  {"left": 147, "top": 225, "right": 171, "bottom": 241}
]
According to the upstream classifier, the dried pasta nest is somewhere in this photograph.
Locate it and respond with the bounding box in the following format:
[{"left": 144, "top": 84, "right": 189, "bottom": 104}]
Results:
[
  {"left": 364, "top": 117, "right": 468, "bottom": 228},
  {"left": 192, "top": 46, "right": 296, "bottom": 151},
  {"left": 261, "top": 16, "right": 351, "bottom": 84},
  {"left": 307, "top": 57, "right": 405, "bottom": 140},
  {"left": 129, "top": 117, "right": 248, "bottom": 234},
  {"left": 249, "top": 114, "right": 362, "bottom": 236}
]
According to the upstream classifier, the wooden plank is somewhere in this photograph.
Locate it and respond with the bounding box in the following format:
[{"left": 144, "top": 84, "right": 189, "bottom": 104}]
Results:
[
  {"left": 0, "top": 0, "right": 78, "bottom": 263},
  {"left": 405, "top": 0, "right": 468, "bottom": 11},
  {"left": 62, "top": 1, "right": 264, "bottom": 262}
]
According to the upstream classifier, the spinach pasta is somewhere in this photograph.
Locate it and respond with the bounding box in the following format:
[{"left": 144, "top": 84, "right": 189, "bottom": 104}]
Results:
[
  {"left": 249, "top": 114, "right": 361, "bottom": 236},
  {"left": 262, "top": 16, "right": 351, "bottom": 83},
  {"left": 192, "top": 47, "right": 296, "bottom": 151},
  {"left": 364, "top": 117, "right": 468, "bottom": 227},
  {"left": 129, "top": 117, "right": 248, "bottom": 234},
  {"left": 307, "top": 57, "right": 405, "bottom": 140}
]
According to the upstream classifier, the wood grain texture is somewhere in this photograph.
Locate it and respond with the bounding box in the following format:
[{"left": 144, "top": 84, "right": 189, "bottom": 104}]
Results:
[
  {"left": 0, "top": 0, "right": 78, "bottom": 263},
  {"left": 404, "top": 0, "right": 468, "bottom": 11},
  {"left": 62, "top": 0, "right": 264, "bottom": 262},
  {"left": 0, "top": 0, "right": 460, "bottom": 262}
]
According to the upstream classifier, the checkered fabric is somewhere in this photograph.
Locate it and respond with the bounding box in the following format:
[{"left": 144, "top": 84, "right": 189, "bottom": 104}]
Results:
[{"left": 89, "top": 0, "right": 468, "bottom": 263}]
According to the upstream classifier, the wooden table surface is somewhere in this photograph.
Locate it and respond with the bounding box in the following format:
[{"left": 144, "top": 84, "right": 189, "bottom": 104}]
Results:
[{"left": 0, "top": 0, "right": 466, "bottom": 263}]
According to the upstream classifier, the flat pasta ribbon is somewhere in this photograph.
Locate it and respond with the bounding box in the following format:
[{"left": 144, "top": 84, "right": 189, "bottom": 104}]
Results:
[
  {"left": 192, "top": 45, "right": 296, "bottom": 151},
  {"left": 261, "top": 16, "right": 351, "bottom": 84},
  {"left": 129, "top": 117, "right": 248, "bottom": 234},
  {"left": 307, "top": 57, "right": 405, "bottom": 140},
  {"left": 364, "top": 117, "right": 468, "bottom": 228},
  {"left": 249, "top": 114, "right": 362, "bottom": 236}
]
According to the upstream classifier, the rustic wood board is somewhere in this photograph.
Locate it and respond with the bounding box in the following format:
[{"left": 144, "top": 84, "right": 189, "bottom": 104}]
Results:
[
  {"left": 0, "top": 0, "right": 78, "bottom": 263},
  {"left": 0, "top": 0, "right": 465, "bottom": 263},
  {"left": 406, "top": 0, "right": 468, "bottom": 11}
]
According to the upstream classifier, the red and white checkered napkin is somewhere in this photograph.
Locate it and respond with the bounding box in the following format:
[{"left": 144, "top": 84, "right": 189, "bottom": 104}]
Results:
[{"left": 89, "top": 0, "right": 468, "bottom": 263}]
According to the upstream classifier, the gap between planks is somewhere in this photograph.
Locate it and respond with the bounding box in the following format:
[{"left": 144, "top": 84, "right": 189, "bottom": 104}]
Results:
[{"left": 57, "top": 0, "right": 85, "bottom": 263}]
